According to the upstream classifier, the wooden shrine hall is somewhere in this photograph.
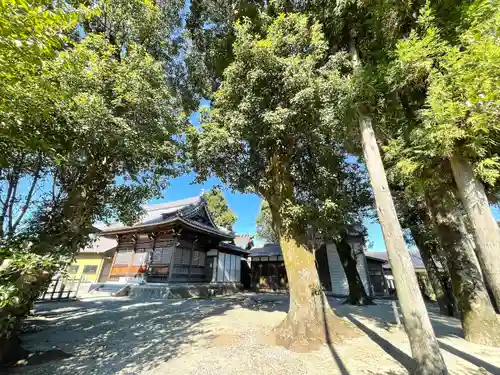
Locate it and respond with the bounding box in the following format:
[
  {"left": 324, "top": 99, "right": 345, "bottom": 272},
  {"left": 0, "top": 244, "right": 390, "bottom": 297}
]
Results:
[{"left": 100, "top": 197, "right": 248, "bottom": 284}]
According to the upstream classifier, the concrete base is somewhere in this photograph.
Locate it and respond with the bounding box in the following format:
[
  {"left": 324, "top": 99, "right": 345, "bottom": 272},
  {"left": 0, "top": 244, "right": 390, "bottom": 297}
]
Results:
[{"left": 128, "top": 282, "right": 242, "bottom": 300}]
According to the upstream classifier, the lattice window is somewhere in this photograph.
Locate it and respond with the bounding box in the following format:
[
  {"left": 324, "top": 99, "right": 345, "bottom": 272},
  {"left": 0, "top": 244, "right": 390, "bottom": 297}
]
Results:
[
  {"left": 174, "top": 248, "right": 183, "bottom": 264},
  {"left": 182, "top": 248, "right": 191, "bottom": 265},
  {"left": 192, "top": 251, "right": 200, "bottom": 265},
  {"left": 115, "top": 250, "right": 132, "bottom": 265},
  {"left": 151, "top": 247, "right": 174, "bottom": 265},
  {"left": 83, "top": 265, "right": 98, "bottom": 274},
  {"left": 132, "top": 252, "right": 148, "bottom": 266}
]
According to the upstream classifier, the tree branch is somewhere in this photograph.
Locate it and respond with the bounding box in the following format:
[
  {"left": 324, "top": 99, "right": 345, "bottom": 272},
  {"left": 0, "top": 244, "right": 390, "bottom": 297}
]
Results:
[
  {"left": 0, "top": 170, "right": 15, "bottom": 238},
  {"left": 7, "top": 170, "right": 20, "bottom": 235},
  {"left": 10, "top": 158, "right": 43, "bottom": 234}
]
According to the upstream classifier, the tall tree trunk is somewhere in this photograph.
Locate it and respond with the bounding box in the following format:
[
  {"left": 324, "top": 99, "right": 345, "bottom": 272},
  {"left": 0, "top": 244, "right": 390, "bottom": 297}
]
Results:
[
  {"left": 350, "top": 38, "right": 447, "bottom": 375},
  {"left": 450, "top": 153, "right": 500, "bottom": 311},
  {"left": 274, "top": 237, "right": 355, "bottom": 350},
  {"left": 410, "top": 226, "right": 454, "bottom": 316},
  {"left": 336, "top": 238, "right": 373, "bottom": 305},
  {"left": 427, "top": 196, "right": 500, "bottom": 347},
  {"left": 358, "top": 112, "right": 447, "bottom": 374}
]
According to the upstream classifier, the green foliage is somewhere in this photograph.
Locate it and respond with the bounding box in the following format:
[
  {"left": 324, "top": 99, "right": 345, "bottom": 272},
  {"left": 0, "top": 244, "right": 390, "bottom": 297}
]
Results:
[
  {"left": 0, "top": 0, "right": 187, "bottom": 352},
  {"left": 190, "top": 13, "right": 371, "bottom": 244},
  {"left": 394, "top": 0, "right": 500, "bottom": 185},
  {"left": 202, "top": 186, "right": 237, "bottom": 230},
  {"left": 256, "top": 200, "right": 278, "bottom": 243}
]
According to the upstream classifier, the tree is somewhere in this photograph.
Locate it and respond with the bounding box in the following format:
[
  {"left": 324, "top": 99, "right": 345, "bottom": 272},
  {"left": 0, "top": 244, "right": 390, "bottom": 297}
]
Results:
[
  {"left": 386, "top": 153, "right": 500, "bottom": 344},
  {"left": 189, "top": 14, "right": 358, "bottom": 349},
  {"left": 298, "top": 1, "right": 448, "bottom": 370},
  {"left": 426, "top": 191, "right": 500, "bottom": 346},
  {"left": 394, "top": 194, "right": 456, "bottom": 317},
  {"left": 336, "top": 233, "right": 373, "bottom": 305},
  {"left": 0, "top": 0, "right": 186, "bottom": 364},
  {"left": 202, "top": 186, "right": 237, "bottom": 230},
  {"left": 187, "top": 2, "right": 448, "bottom": 369},
  {"left": 395, "top": 0, "right": 500, "bottom": 310},
  {"left": 256, "top": 200, "right": 278, "bottom": 243}
]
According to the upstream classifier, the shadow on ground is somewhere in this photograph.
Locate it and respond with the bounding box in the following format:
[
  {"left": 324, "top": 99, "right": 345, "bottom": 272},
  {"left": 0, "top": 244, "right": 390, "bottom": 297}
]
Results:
[
  {"left": 15, "top": 294, "right": 500, "bottom": 375},
  {"left": 16, "top": 297, "right": 244, "bottom": 375},
  {"left": 242, "top": 295, "right": 500, "bottom": 375}
]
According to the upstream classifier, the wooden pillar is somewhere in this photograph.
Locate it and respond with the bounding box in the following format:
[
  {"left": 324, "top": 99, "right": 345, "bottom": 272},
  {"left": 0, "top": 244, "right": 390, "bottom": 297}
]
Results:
[
  {"left": 188, "top": 237, "right": 198, "bottom": 280},
  {"left": 108, "top": 235, "right": 121, "bottom": 281},
  {"left": 145, "top": 233, "right": 157, "bottom": 281},
  {"left": 127, "top": 234, "right": 137, "bottom": 277},
  {"left": 168, "top": 232, "right": 177, "bottom": 282}
]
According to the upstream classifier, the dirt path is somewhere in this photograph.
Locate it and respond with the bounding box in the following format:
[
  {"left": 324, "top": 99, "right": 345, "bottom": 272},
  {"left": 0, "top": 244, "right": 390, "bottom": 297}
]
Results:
[{"left": 11, "top": 295, "right": 500, "bottom": 375}]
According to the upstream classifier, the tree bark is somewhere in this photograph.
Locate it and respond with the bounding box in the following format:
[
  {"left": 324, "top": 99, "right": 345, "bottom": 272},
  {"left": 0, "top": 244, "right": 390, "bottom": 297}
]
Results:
[
  {"left": 336, "top": 238, "right": 373, "bottom": 305},
  {"left": 349, "top": 36, "right": 447, "bottom": 375},
  {"left": 274, "top": 237, "right": 355, "bottom": 350},
  {"left": 427, "top": 197, "right": 500, "bottom": 346},
  {"left": 450, "top": 153, "right": 500, "bottom": 311},
  {"left": 357, "top": 114, "right": 447, "bottom": 375},
  {"left": 409, "top": 227, "right": 454, "bottom": 316}
]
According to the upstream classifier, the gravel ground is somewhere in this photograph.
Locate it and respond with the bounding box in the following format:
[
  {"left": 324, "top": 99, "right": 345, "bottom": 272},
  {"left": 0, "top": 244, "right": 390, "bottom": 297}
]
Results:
[{"left": 9, "top": 294, "right": 500, "bottom": 375}]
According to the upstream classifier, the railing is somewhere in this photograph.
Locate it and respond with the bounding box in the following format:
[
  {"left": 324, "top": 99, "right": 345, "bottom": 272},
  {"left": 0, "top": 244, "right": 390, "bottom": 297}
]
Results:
[{"left": 37, "top": 275, "right": 82, "bottom": 302}]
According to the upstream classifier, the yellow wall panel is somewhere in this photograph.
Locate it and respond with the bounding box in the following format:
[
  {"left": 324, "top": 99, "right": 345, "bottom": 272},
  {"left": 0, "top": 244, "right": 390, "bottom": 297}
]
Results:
[{"left": 68, "top": 255, "right": 104, "bottom": 283}]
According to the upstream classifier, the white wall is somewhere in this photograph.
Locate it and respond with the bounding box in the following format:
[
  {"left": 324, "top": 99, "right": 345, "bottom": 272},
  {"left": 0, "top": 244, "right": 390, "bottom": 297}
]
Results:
[
  {"left": 326, "top": 242, "right": 371, "bottom": 296},
  {"left": 215, "top": 252, "right": 241, "bottom": 283},
  {"left": 326, "top": 243, "right": 349, "bottom": 295}
]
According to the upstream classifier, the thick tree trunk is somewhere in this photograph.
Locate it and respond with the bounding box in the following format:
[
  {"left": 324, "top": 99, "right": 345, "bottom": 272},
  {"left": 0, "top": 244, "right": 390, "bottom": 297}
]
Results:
[
  {"left": 274, "top": 237, "right": 356, "bottom": 351},
  {"left": 0, "top": 336, "right": 29, "bottom": 366},
  {"left": 336, "top": 239, "right": 373, "bottom": 305},
  {"left": 358, "top": 112, "right": 447, "bottom": 375},
  {"left": 450, "top": 153, "right": 500, "bottom": 311},
  {"left": 427, "top": 197, "right": 500, "bottom": 346},
  {"left": 410, "top": 227, "right": 454, "bottom": 316}
]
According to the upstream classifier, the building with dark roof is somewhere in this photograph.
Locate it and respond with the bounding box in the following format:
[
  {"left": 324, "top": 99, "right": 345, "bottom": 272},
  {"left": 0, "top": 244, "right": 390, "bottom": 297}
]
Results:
[
  {"left": 99, "top": 196, "right": 247, "bottom": 284},
  {"left": 249, "top": 238, "right": 389, "bottom": 296},
  {"left": 364, "top": 251, "right": 426, "bottom": 271},
  {"left": 364, "top": 251, "right": 434, "bottom": 295}
]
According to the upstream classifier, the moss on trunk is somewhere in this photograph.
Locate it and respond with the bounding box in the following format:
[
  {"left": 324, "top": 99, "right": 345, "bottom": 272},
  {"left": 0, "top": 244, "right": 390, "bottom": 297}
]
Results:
[
  {"left": 273, "top": 237, "right": 357, "bottom": 351},
  {"left": 428, "top": 198, "right": 500, "bottom": 346}
]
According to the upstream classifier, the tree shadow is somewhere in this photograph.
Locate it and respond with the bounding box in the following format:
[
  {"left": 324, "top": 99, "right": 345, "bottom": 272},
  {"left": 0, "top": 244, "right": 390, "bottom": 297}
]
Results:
[
  {"left": 438, "top": 341, "right": 500, "bottom": 374},
  {"left": 342, "top": 313, "right": 416, "bottom": 373},
  {"left": 17, "top": 294, "right": 500, "bottom": 375},
  {"left": 333, "top": 298, "right": 463, "bottom": 339},
  {"left": 320, "top": 295, "right": 350, "bottom": 375},
  {"left": 14, "top": 296, "right": 245, "bottom": 375}
]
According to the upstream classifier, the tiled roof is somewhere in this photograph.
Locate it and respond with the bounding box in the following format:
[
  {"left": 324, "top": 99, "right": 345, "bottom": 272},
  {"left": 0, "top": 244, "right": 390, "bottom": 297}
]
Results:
[
  {"left": 218, "top": 242, "right": 249, "bottom": 255},
  {"left": 99, "top": 196, "right": 233, "bottom": 239},
  {"left": 80, "top": 235, "right": 116, "bottom": 254},
  {"left": 249, "top": 243, "right": 282, "bottom": 257},
  {"left": 365, "top": 251, "right": 426, "bottom": 270}
]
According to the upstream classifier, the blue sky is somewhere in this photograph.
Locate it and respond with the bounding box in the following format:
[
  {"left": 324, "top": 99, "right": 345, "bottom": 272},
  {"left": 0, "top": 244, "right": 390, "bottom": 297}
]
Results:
[
  {"left": 155, "top": 174, "right": 500, "bottom": 252},
  {"left": 151, "top": 103, "right": 500, "bottom": 252},
  {"left": 151, "top": 103, "right": 387, "bottom": 251}
]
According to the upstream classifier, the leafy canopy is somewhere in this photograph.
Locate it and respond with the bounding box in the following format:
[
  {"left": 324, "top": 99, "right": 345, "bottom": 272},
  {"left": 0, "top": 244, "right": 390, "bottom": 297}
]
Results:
[
  {"left": 256, "top": 200, "right": 278, "bottom": 243},
  {"left": 202, "top": 186, "right": 237, "bottom": 231},
  {"left": 391, "top": 0, "right": 500, "bottom": 186},
  {"left": 190, "top": 13, "right": 371, "bottom": 242}
]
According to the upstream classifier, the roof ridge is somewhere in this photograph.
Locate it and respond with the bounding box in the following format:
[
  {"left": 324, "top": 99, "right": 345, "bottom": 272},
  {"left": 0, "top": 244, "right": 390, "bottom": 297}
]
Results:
[{"left": 143, "top": 196, "right": 202, "bottom": 212}]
